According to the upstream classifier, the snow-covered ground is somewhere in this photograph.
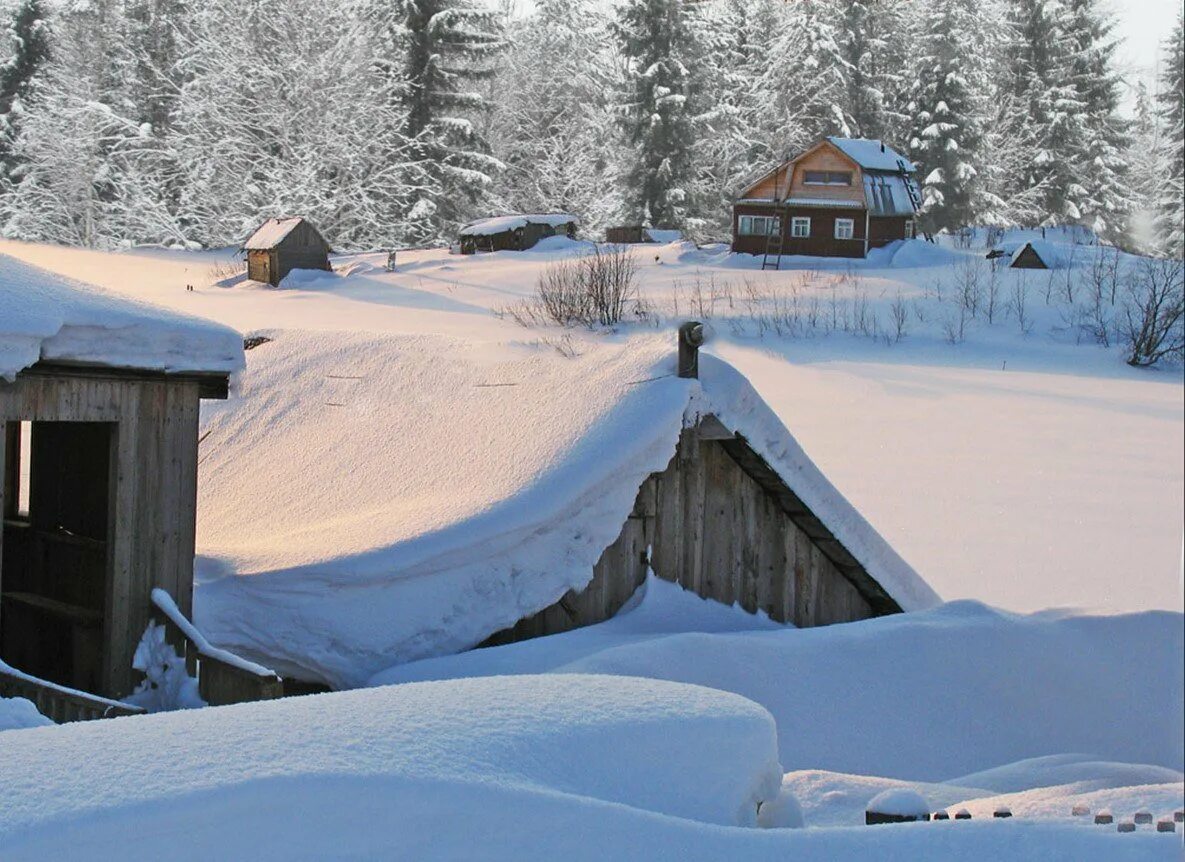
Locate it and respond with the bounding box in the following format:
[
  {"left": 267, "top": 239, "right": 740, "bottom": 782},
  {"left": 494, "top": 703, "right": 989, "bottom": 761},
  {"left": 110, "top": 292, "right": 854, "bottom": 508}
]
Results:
[{"left": 2, "top": 234, "right": 1178, "bottom": 615}]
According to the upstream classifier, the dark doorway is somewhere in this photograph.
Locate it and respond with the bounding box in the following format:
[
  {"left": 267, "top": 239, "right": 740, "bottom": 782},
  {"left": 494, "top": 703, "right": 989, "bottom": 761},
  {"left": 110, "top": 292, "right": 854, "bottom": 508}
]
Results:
[{"left": 2, "top": 421, "right": 113, "bottom": 692}]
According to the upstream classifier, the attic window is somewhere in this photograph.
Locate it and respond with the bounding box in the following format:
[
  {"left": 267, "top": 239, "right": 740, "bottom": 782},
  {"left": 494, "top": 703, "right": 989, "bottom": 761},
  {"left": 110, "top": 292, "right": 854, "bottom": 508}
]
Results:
[{"left": 804, "top": 171, "right": 852, "bottom": 186}]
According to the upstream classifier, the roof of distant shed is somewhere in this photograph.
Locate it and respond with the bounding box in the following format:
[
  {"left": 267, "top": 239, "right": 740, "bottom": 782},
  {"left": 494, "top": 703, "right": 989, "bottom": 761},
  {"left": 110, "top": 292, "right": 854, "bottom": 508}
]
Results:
[
  {"left": 242, "top": 217, "right": 328, "bottom": 251},
  {"left": 460, "top": 214, "right": 578, "bottom": 237},
  {"left": 0, "top": 253, "right": 245, "bottom": 382},
  {"left": 827, "top": 137, "right": 915, "bottom": 173}
]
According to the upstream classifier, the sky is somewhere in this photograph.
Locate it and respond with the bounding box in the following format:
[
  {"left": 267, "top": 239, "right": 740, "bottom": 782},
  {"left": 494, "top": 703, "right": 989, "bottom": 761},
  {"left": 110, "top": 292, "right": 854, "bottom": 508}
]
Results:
[{"left": 1108, "top": 0, "right": 1179, "bottom": 104}]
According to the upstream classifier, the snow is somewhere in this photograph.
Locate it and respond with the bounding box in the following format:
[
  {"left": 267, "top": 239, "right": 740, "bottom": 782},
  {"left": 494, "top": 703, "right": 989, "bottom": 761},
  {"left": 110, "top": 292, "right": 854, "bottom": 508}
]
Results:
[
  {"left": 0, "top": 674, "right": 785, "bottom": 857},
  {"left": 150, "top": 588, "right": 276, "bottom": 678},
  {"left": 0, "top": 252, "right": 244, "bottom": 381},
  {"left": 123, "top": 622, "right": 205, "bottom": 712},
  {"left": 0, "top": 697, "right": 52, "bottom": 732},
  {"left": 827, "top": 136, "right": 915, "bottom": 172},
  {"left": 194, "top": 332, "right": 932, "bottom": 686},
  {"left": 372, "top": 591, "right": 1184, "bottom": 784},
  {"left": 241, "top": 216, "right": 306, "bottom": 250},
  {"left": 459, "top": 213, "right": 578, "bottom": 236},
  {"left": 868, "top": 787, "right": 931, "bottom": 817}
]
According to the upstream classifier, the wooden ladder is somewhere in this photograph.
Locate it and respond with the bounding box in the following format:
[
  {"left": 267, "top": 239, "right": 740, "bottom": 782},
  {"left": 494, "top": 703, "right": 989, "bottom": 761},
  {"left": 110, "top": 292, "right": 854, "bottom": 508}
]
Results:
[{"left": 761, "top": 213, "right": 785, "bottom": 271}]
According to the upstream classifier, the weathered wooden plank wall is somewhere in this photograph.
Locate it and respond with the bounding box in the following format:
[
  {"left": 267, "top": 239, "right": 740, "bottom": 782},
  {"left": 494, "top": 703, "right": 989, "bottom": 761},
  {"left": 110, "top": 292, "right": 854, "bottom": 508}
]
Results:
[
  {"left": 0, "top": 369, "right": 203, "bottom": 698},
  {"left": 488, "top": 419, "right": 894, "bottom": 647}
]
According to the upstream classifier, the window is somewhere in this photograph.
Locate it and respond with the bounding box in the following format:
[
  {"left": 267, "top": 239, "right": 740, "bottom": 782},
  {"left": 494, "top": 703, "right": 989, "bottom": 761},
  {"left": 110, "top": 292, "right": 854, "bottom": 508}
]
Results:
[
  {"left": 791, "top": 217, "right": 811, "bottom": 238},
  {"left": 905, "top": 219, "right": 916, "bottom": 239},
  {"left": 16, "top": 421, "right": 30, "bottom": 518},
  {"left": 834, "top": 218, "right": 855, "bottom": 240},
  {"left": 803, "top": 170, "right": 853, "bottom": 186},
  {"left": 739, "top": 215, "right": 780, "bottom": 236}
]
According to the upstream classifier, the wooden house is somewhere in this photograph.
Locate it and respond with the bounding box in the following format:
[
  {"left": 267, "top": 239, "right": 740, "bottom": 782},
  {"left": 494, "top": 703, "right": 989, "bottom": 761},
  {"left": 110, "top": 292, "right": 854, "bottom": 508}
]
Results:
[
  {"left": 458, "top": 214, "right": 578, "bottom": 254},
  {"left": 192, "top": 326, "right": 938, "bottom": 688},
  {"left": 732, "top": 137, "right": 921, "bottom": 263},
  {"left": 0, "top": 257, "right": 279, "bottom": 721},
  {"left": 243, "top": 217, "right": 332, "bottom": 286}
]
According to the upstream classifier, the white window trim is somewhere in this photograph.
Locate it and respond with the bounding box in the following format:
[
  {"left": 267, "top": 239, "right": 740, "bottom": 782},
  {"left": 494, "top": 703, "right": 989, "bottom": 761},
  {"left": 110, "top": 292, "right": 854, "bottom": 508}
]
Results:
[
  {"left": 739, "top": 215, "right": 780, "bottom": 237},
  {"left": 791, "top": 217, "right": 811, "bottom": 238},
  {"left": 834, "top": 218, "right": 855, "bottom": 240}
]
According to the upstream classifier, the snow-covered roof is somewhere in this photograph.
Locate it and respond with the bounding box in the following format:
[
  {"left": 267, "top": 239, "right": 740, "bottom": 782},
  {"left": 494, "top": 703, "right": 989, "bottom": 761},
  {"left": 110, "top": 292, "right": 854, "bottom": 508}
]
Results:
[
  {"left": 242, "top": 217, "right": 308, "bottom": 250},
  {"left": 0, "top": 253, "right": 244, "bottom": 382},
  {"left": 863, "top": 174, "right": 919, "bottom": 216},
  {"left": 994, "top": 239, "right": 1081, "bottom": 269},
  {"left": 194, "top": 331, "right": 937, "bottom": 687},
  {"left": 460, "top": 213, "right": 578, "bottom": 237},
  {"left": 827, "top": 137, "right": 915, "bottom": 173}
]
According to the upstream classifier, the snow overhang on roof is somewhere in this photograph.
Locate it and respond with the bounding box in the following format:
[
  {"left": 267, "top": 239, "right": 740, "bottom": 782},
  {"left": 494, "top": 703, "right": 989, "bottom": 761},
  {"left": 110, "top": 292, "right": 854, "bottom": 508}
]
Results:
[
  {"left": 460, "top": 214, "right": 579, "bottom": 237},
  {"left": 0, "top": 253, "right": 245, "bottom": 383},
  {"left": 827, "top": 137, "right": 915, "bottom": 173},
  {"left": 193, "top": 331, "right": 939, "bottom": 687},
  {"left": 242, "top": 217, "right": 305, "bottom": 250}
]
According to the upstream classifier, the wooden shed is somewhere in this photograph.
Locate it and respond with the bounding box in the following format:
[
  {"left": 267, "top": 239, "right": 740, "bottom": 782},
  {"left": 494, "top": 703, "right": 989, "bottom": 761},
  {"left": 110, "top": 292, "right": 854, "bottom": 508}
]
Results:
[
  {"left": 1010, "top": 241, "right": 1051, "bottom": 269},
  {"left": 0, "top": 258, "right": 279, "bottom": 719},
  {"left": 243, "top": 217, "right": 332, "bottom": 286},
  {"left": 458, "top": 214, "right": 578, "bottom": 254}
]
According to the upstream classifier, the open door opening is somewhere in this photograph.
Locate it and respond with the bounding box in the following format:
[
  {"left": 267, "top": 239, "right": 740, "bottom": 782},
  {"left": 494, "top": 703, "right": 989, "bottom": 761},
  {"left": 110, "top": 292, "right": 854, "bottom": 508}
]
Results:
[{"left": 2, "top": 420, "right": 113, "bottom": 693}]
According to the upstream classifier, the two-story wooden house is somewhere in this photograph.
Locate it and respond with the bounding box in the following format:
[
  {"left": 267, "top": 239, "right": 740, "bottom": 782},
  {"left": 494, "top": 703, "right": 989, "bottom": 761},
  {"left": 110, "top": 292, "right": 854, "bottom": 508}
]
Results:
[{"left": 732, "top": 137, "right": 921, "bottom": 262}]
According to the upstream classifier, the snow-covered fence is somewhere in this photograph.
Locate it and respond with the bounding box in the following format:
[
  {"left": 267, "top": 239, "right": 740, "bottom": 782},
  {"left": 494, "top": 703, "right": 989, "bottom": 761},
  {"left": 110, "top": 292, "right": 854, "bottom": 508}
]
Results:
[
  {"left": 151, "top": 589, "right": 283, "bottom": 706},
  {"left": 0, "top": 660, "right": 144, "bottom": 723}
]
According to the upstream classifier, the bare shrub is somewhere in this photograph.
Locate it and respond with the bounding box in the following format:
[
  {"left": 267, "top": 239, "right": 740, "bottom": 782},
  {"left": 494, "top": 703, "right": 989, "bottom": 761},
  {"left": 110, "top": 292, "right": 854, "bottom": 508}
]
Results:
[
  {"left": 956, "top": 256, "right": 983, "bottom": 319},
  {"left": 889, "top": 293, "right": 909, "bottom": 342},
  {"left": 531, "top": 245, "right": 639, "bottom": 327},
  {"left": 1121, "top": 257, "right": 1185, "bottom": 366},
  {"left": 1009, "top": 271, "right": 1032, "bottom": 335},
  {"left": 207, "top": 258, "right": 244, "bottom": 282},
  {"left": 985, "top": 264, "right": 1001, "bottom": 324}
]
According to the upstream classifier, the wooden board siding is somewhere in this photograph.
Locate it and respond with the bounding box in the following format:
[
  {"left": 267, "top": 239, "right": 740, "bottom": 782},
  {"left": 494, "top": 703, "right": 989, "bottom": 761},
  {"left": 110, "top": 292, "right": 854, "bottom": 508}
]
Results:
[
  {"left": 486, "top": 420, "right": 898, "bottom": 647},
  {"left": 868, "top": 216, "right": 912, "bottom": 248},
  {"left": 732, "top": 202, "right": 867, "bottom": 258},
  {"left": 0, "top": 368, "right": 204, "bottom": 698},
  {"left": 741, "top": 141, "right": 865, "bottom": 206},
  {"left": 248, "top": 220, "right": 332, "bottom": 286}
]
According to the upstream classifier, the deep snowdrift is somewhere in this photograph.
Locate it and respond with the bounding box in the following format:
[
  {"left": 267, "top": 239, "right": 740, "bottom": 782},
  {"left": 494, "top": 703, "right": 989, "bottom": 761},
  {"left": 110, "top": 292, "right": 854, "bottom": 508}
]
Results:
[
  {"left": 0, "top": 675, "right": 781, "bottom": 853},
  {"left": 0, "top": 252, "right": 243, "bottom": 380},
  {"left": 194, "top": 330, "right": 935, "bottom": 686},
  {"left": 374, "top": 585, "right": 1184, "bottom": 783}
]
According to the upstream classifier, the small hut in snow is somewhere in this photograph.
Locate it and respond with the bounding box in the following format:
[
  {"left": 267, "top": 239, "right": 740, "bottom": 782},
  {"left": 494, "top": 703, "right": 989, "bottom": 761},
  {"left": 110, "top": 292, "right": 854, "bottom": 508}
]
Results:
[
  {"left": 0, "top": 255, "right": 279, "bottom": 719},
  {"left": 243, "top": 217, "right": 332, "bottom": 286},
  {"left": 986, "top": 239, "right": 1076, "bottom": 270},
  {"left": 458, "top": 214, "right": 578, "bottom": 254},
  {"left": 194, "top": 326, "right": 939, "bottom": 689}
]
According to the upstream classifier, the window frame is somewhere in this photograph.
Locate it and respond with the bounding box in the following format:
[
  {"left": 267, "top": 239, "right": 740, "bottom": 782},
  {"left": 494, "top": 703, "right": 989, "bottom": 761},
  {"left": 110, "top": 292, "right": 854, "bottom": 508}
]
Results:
[
  {"left": 834, "top": 218, "right": 855, "bottom": 240},
  {"left": 803, "top": 170, "right": 853, "bottom": 186},
  {"left": 738, "top": 214, "right": 780, "bottom": 237},
  {"left": 790, "top": 217, "right": 811, "bottom": 238}
]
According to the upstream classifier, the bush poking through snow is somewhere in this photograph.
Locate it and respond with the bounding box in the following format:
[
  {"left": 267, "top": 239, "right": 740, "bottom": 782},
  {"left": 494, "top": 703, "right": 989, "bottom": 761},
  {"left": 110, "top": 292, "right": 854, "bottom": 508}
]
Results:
[
  {"left": 1120, "top": 256, "right": 1184, "bottom": 366},
  {"left": 529, "top": 245, "right": 640, "bottom": 327}
]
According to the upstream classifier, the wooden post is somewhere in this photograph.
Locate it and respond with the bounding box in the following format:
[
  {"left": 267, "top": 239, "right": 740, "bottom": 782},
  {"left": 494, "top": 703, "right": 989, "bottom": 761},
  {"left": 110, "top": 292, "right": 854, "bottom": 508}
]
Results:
[
  {"left": 678, "top": 322, "right": 704, "bottom": 379},
  {"left": 1157, "top": 820, "right": 1176, "bottom": 833}
]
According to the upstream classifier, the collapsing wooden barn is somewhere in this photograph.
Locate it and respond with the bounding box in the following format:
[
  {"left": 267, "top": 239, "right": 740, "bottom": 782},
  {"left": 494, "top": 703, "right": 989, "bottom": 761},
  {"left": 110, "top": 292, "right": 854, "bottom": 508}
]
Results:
[
  {"left": 732, "top": 137, "right": 921, "bottom": 266},
  {"left": 0, "top": 255, "right": 278, "bottom": 721},
  {"left": 458, "top": 214, "right": 578, "bottom": 254},
  {"left": 192, "top": 325, "right": 938, "bottom": 689},
  {"left": 242, "top": 217, "right": 332, "bottom": 286}
]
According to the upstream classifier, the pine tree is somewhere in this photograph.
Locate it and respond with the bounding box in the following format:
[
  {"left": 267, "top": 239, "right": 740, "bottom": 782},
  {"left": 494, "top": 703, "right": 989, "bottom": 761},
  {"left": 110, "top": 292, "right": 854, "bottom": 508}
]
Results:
[
  {"left": 613, "top": 0, "right": 707, "bottom": 230},
  {"left": 0, "top": 0, "right": 50, "bottom": 184},
  {"left": 908, "top": 0, "right": 993, "bottom": 231},
  {"left": 1062, "top": 0, "right": 1131, "bottom": 241},
  {"left": 1158, "top": 10, "right": 1184, "bottom": 256},
  {"left": 1126, "top": 82, "right": 1165, "bottom": 253},
  {"left": 833, "top": 0, "right": 914, "bottom": 141},
  {"left": 376, "top": 0, "right": 504, "bottom": 243}
]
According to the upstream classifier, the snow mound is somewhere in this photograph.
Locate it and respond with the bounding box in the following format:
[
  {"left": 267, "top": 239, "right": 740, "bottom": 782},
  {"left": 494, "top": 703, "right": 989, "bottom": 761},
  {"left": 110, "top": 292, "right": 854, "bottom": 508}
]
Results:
[
  {"left": 781, "top": 769, "right": 990, "bottom": 827},
  {"left": 194, "top": 331, "right": 932, "bottom": 687},
  {"left": 375, "top": 599, "right": 1184, "bottom": 783},
  {"left": 757, "top": 785, "right": 805, "bottom": 828},
  {"left": 948, "top": 755, "right": 1184, "bottom": 794},
  {"left": 0, "top": 674, "right": 782, "bottom": 854},
  {"left": 0, "top": 252, "right": 244, "bottom": 381},
  {"left": 0, "top": 697, "right": 53, "bottom": 732},
  {"left": 872, "top": 239, "right": 964, "bottom": 268},
  {"left": 867, "top": 787, "right": 930, "bottom": 816},
  {"left": 524, "top": 235, "right": 591, "bottom": 253},
  {"left": 460, "top": 213, "right": 577, "bottom": 236},
  {"left": 276, "top": 267, "right": 337, "bottom": 289}
]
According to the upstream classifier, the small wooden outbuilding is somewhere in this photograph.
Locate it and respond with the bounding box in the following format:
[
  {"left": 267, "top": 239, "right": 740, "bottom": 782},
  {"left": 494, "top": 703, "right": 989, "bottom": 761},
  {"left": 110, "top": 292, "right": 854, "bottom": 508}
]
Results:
[
  {"left": 0, "top": 258, "right": 279, "bottom": 719},
  {"left": 458, "top": 214, "right": 577, "bottom": 254},
  {"left": 243, "top": 217, "right": 332, "bottom": 286},
  {"left": 1009, "top": 241, "right": 1051, "bottom": 269}
]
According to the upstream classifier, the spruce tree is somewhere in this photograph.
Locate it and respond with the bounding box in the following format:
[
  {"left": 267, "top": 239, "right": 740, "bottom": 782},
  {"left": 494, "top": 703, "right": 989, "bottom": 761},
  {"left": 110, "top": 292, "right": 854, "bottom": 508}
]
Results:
[
  {"left": 379, "top": 0, "right": 504, "bottom": 243},
  {"left": 614, "top": 0, "right": 706, "bottom": 230},
  {"left": 0, "top": 0, "right": 50, "bottom": 184},
  {"left": 908, "top": 0, "right": 991, "bottom": 231},
  {"left": 1158, "top": 10, "right": 1184, "bottom": 256}
]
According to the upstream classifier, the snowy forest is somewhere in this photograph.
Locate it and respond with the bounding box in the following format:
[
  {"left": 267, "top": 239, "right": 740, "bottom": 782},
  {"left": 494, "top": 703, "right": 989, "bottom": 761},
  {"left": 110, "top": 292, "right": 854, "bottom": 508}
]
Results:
[{"left": 0, "top": 0, "right": 1181, "bottom": 256}]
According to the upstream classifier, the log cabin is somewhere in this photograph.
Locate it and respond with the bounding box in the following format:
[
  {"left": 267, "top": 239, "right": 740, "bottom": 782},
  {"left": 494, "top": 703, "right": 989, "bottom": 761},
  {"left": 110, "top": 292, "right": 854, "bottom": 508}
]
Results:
[
  {"left": 243, "top": 217, "right": 332, "bottom": 286},
  {"left": 458, "top": 214, "right": 578, "bottom": 254},
  {"left": 732, "top": 137, "right": 921, "bottom": 262},
  {"left": 0, "top": 255, "right": 279, "bottom": 721}
]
